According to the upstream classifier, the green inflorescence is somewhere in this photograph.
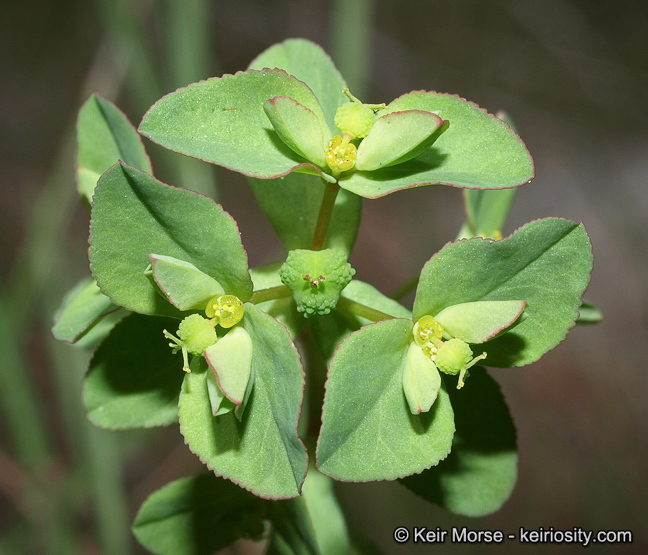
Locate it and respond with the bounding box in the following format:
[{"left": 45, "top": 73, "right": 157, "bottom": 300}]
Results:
[
  {"left": 164, "top": 314, "right": 218, "bottom": 373},
  {"left": 279, "top": 248, "right": 355, "bottom": 317},
  {"left": 334, "top": 102, "right": 376, "bottom": 139},
  {"left": 410, "top": 315, "right": 487, "bottom": 391},
  {"left": 435, "top": 338, "right": 474, "bottom": 376},
  {"left": 205, "top": 294, "right": 245, "bottom": 328}
]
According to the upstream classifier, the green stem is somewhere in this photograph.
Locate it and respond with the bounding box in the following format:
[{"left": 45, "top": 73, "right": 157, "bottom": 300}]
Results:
[
  {"left": 250, "top": 285, "right": 292, "bottom": 305},
  {"left": 331, "top": 0, "right": 375, "bottom": 98},
  {"left": 337, "top": 296, "right": 396, "bottom": 322},
  {"left": 311, "top": 182, "right": 340, "bottom": 251},
  {"left": 0, "top": 292, "right": 52, "bottom": 471}
]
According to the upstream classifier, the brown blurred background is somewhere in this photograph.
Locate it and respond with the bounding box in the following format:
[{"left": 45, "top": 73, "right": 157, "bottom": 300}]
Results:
[{"left": 1, "top": 0, "right": 647, "bottom": 553}]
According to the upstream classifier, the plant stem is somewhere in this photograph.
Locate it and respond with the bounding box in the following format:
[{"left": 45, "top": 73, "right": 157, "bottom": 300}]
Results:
[
  {"left": 337, "top": 296, "right": 396, "bottom": 322},
  {"left": 311, "top": 182, "right": 340, "bottom": 251},
  {"left": 250, "top": 285, "right": 292, "bottom": 305},
  {"left": 331, "top": 0, "right": 375, "bottom": 98}
]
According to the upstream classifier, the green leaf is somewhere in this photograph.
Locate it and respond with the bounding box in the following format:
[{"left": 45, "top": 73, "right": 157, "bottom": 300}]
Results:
[
  {"left": 338, "top": 92, "right": 534, "bottom": 198},
  {"left": 413, "top": 218, "right": 593, "bottom": 367},
  {"left": 84, "top": 314, "right": 185, "bottom": 428},
  {"left": 356, "top": 110, "right": 445, "bottom": 171},
  {"left": 73, "top": 309, "right": 127, "bottom": 351},
  {"left": 317, "top": 319, "right": 454, "bottom": 481},
  {"left": 140, "top": 69, "right": 331, "bottom": 180},
  {"left": 264, "top": 96, "right": 328, "bottom": 167},
  {"left": 301, "top": 468, "right": 352, "bottom": 555},
  {"left": 267, "top": 498, "right": 319, "bottom": 555},
  {"left": 52, "top": 277, "right": 119, "bottom": 343},
  {"left": 204, "top": 327, "right": 253, "bottom": 407},
  {"left": 133, "top": 474, "right": 267, "bottom": 555},
  {"left": 577, "top": 299, "right": 603, "bottom": 324},
  {"left": 150, "top": 254, "right": 225, "bottom": 311},
  {"left": 90, "top": 163, "right": 252, "bottom": 316},
  {"left": 247, "top": 40, "right": 361, "bottom": 255},
  {"left": 249, "top": 38, "right": 348, "bottom": 135},
  {"left": 179, "top": 304, "right": 307, "bottom": 499},
  {"left": 459, "top": 188, "right": 517, "bottom": 240},
  {"left": 77, "top": 94, "right": 152, "bottom": 204},
  {"left": 249, "top": 173, "right": 361, "bottom": 256},
  {"left": 457, "top": 111, "right": 520, "bottom": 240},
  {"left": 401, "top": 367, "right": 517, "bottom": 516},
  {"left": 434, "top": 300, "right": 527, "bottom": 344},
  {"left": 402, "top": 343, "right": 441, "bottom": 414},
  {"left": 309, "top": 279, "right": 412, "bottom": 363}
]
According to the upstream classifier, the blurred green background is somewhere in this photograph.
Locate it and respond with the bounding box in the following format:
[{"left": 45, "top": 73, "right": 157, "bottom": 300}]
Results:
[{"left": 1, "top": 0, "right": 647, "bottom": 553}]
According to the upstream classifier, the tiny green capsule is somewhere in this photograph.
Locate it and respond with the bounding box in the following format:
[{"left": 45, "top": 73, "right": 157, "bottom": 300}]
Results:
[
  {"left": 435, "top": 338, "right": 487, "bottom": 389},
  {"left": 164, "top": 314, "right": 217, "bottom": 373}
]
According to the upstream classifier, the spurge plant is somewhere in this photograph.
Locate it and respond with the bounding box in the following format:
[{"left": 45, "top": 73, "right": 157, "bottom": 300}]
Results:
[{"left": 53, "top": 38, "right": 595, "bottom": 553}]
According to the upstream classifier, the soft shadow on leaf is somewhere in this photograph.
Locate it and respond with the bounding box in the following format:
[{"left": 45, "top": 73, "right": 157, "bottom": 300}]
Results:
[
  {"left": 481, "top": 330, "right": 527, "bottom": 368},
  {"left": 133, "top": 474, "right": 267, "bottom": 555},
  {"left": 349, "top": 148, "right": 448, "bottom": 182},
  {"left": 407, "top": 387, "right": 446, "bottom": 435},
  {"left": 84, "top": 314, "right": 185, "bottom": 428},
  {"left": 400, "top": 368, "right": 517, "bottom": 517},
  {"left": 263, "top": 128, "right": 310, "bottom": 164}
]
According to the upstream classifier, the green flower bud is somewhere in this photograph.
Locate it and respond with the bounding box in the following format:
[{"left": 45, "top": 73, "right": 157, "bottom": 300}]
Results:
[
  {"left": 279, "top": 248, "right": 355, "bottom": 317},
  {"left": 334, "top": 102, "right": 376, "bottom": 139},
  {"left": 435, "top": 338, "right": 487, "bottom": 389}
]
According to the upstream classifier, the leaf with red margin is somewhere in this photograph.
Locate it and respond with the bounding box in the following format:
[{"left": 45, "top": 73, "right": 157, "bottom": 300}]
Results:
[
  {"left": 413, "top": 218, "right": 593, "bottom": 367},
  {"left": 317, "top": 319, "right": 455, "bottom": 482},
  {"left": 179, "top": 304, "right": 308, "bottom": 499},
  {"left": 139, "top": 69, "right": 333, "bottom": 181}
]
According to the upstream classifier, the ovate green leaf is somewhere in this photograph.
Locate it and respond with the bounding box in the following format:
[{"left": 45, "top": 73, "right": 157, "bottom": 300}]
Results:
[
  {"left": 90, "top": 163, "right": 252, "bottom": 316},
  {"left": 133, "top": 474, "right": 266, "bottom": 555},
  {"left": 179, "top": 304, "right": 307, "bottom": 499},
  {"left": 150, "top": 254, "right": 225, "bottom": 311},
  {"left": 140, "top": 69, "right": 330, "bottom": 180},
  {"left": 77, "top": 94, "right": 152, "bottom": 203},
  {"left": 402, "top": 343, "right": 441, "bottom": 414},
  {"left": 263, "top": 96, "right": 328, "bottom": 166},
  {"left": 401, "top": 368, "right": 517, "bottom": 516},
  {"left": 413, "top": 218, "right": 593, "bottom": 367},
  {"left": 249, "top": 38, "right": 348, "bottom": 134},
  {"left": 317, "top": 319, "right": 454, "bottom": 481},
  {"left": 84, "top": 314, "right": 184, "bottom": 428},
  {"left": 434, "top": 300, "right": 527, "bottom": 344},
  {"left": 52, "top": 277, "right": 119, "bottom": 343},
  {"left": 204, "top": 327, "right": 253, "bottom": 407},
  {"left": 338, "top": 92, "right": 534, "bottom": 198},
  {"left": 356, "top": 110, "right": 445, "bottom": 171}
]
